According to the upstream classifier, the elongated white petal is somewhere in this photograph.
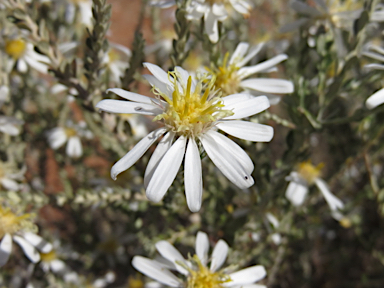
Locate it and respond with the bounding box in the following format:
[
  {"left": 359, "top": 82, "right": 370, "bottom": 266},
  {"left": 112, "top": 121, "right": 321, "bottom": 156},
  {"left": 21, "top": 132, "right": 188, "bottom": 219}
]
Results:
[
  {"left": 132, "top": 256, "right": 181, "bottom": 287},
  {"left": 1, "top": 178, "right": 20, "bottom": 191},
  {"left": 146, "top": 136, "right": 187, "bottom": 202},
  {"left": 0, "top": 234, "right": 12, "bottom": 267},
  {"left": 230, "top": 42, "right": 250, "bottom": 65},
  {"left": 144, "top": 62, "right": 171, "bottom": 85},
  {"left": 224, "top": 265, "right": 267, "bottom": 287},
  {"left": 238, "top": 54, "right": 288, "bottom": 79},
  {"left": 205, "top": 130, "right": 253, "bottom": 174},
  {"left": 24, "top": 56, "right": 49, "bottom": 74},
  {"left": 17, "top": 59, "right": 28, "bottom": 73},
  {"left": 96, "top": 99, "right": 163, "bottom": 116},
  {"left": 315, "top": 178, "right": 344, "bottom": 211},
  {"left": 205, "top": 9, "right": 220, "bottom": 43},
  {"left": 144, "top": 131, "right": 175, "bottom": 188},
  {"left": 175, "top": 66, "right": 190, "bottom": 87},
  {"left": 50, "top": 259, "right": 66, "bottom": 273},
  {"left": 229, "top": 0, "right": 251, "bottom": 15},
  {"left": 111, "top": 128, "right": 167, "bottom": 180},
  {"left": 224, "top": 95, "right": 270, "bottom": 120},
  {"left": 143, "top": 74, "right": 174, "bottom": 99},
  {"left": 200, "top": 132, "right": 254, "bottom": 189},
  {"left": 48, "top": 128, "right": 67, "bottom": 149},
  {"left": 66, "top": 136, "right": 82, "bottom": 158},
  {"left": 184, "top": 138, "right": 203, "bottom": 212},
  {"left": 13, "top": 235, "right": 40, "bottom": 263},
  {"left": 364, "top": 63, "right": 384, "bottom": 71},
  {"left": 155, "top": 241, "right": 188, "bottom": 275},
  {"left": 0, "top": 123, "right": 20, "bottom": 136},
  {"left": 22, "top": 232, "right": 52, "bottom": 253},
  {"left": 217, "top": 121, "right": 273, "bottom": 142},
  {"left": 366, "top": 87, "right": 384, "bottom": 109},
  {"left": 240, "top": 78, "right": 294, "bottom": 94},
  {"left": 237, "top": 43, "right": 264, "bottom": 68},
  {"left": 285, "top": 180, "right": 308, "bottom": 206},
  {"left": 106, "top": 88, "right": 160, "bottom": 105},
  {"left": 221, "top": 93, "right": 255, "bottom": 106},
  {"left": 210, "top": 239, "right": 228, "bottom": 272},
  {"left": 195, "top": 231, "right": 209, "bottom": 265}
]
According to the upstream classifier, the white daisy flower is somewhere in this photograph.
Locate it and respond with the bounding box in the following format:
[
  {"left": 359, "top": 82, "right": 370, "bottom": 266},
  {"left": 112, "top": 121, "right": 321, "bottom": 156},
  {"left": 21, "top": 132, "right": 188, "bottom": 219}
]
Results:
[
  {"left": 5, "top": 38, "right": 50, "bottom": 74},
  {"left": 96, "top": 63, "right": 273, "bottom": 212},
  {"left": 0, "top": 205, "right": 52, "bottom": 267},
  {"left": 132, "top": 231, "right": 267, "bottom": 288},
  {"left": 206, "top": 42, "right": 293, "bottom": 104},
  {"left": 362, "top": 43, "right": 384, "bottom": 109},
  {"left": 39, "top": 248, "right": 66, "bottom": 274},
  {"left": 186, "top": 0, "right": 252, "bottom": 43},
  {"left": 0, "top": 116, "right": 24, "bottom": 136},
  {"left": 47, "top": 121, "right": 92, "bottom": 158},
  {"left": 103, "top": 43, "right": 132, "bottom": 85},
  {"left": 285, "top": 161, "right": 344, "bottom": 213},
  {"left": 0, "top": 161, "right": 25, "bottom": 191}
]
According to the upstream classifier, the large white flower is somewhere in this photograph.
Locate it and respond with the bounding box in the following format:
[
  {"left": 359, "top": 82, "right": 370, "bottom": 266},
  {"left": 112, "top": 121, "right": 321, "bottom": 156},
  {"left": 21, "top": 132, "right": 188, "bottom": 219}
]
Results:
[
  {"left": 132, "top": 231, "right": 267, "bottom": 288},
  {"left": 285, "top": 161, "right": 344, "bottom": 214},
  {"left": 186, "top": 0, "right": 252, "bottom": 43},
  {"left": 0, "top": 205, "right": 52, "bottom": 267},
  {"left": 206, "top": 42, "right": 293, "bottom": 104},
  {"left": 5, "top": 39, "right": 50, "bottom": 74},
  {"left": 96, "top": 63, "right": 273, "bottom": 212}
]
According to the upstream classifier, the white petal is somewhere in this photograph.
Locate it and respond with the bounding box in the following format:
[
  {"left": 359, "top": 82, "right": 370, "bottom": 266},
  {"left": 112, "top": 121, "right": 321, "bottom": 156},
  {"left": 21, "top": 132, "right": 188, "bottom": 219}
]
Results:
[
  {"left": 195, "top": 231, "right": 209, "bottom": 265},
  {"left": 66, "top": 136, "right": 82, "bottom": 158},
  {"left": 221, "top": 93, "right": 255, "bottom": 106},
  {"left": 184, "top": 138, "right": 203, "bottom": 212},
  {"left": 0, "top": 234, "right": 12, "bottom": 267},
  {"left": 229, "top": 0, "right": 251, "bottom": 15},
  {"left": 22, "top": 232, "right": 52, "bottom": 253},
  {"left": 106, "top": 88, "right": 160, "bottom": 105},
  {"left": 364, "top": 63, "right": 384, "bottom": 70},
  {"left": 146, "top": 136, "right": 187, "bottom": 202},
  {"left": 210, "top": 239, "right": 228, "bottom": 272},
  {"left": 223, "top": 95, "right": 270, "bottom": 120},
  {"left": 366, "top": 87, "right": 384, "bottom": 109},
  {"left": 204, "top": 130, "right": 254, "bottom": 174},
  {"left": 48, "top": 128, "right": 67, "bottom": 149},
  {"left": 50, "top": 259, "right": 66, "bottom": 273},
  {"left": 111, "top": 127, "right": 167, "bottom": 180},
  {"left": 315, "top": 178, "right": 344, "bottom": 211},
  {"left": 225, "top": 265, "right": 267, "bottom": 287},
  {"left": 240, "top": 78, "right": 294, "bottom": 94},
  {"left": 1, "top": 178, "right": 20, "bottom": 191},
  {"left": 0, "top": 123, "right": 20, "bottom": 136},
  {"left": 212, "top": 3, "right": 227, "bottom": 17},
  {"left": 143, "top": 74, "right": 174, "bottom": 99},
  {"left": 238, "top": 54, "right": 288, "bottom": 79},
  {"left": 205, "top": 9, "right": 220, "bottom": 43},
  {"left": 200, "top": 132, "right": 254, "bottom": 189},
  {"left": 237, "top": 43, "right": 264, "bottom": 68},
  {"left": 132, "top": 256, "right": 181, "bottom": 287},
  {"left": 144, "top": 131, "right": 175, "bottom": 188},
  {"left": 143, "top": 62, "right": 171, "bottom": 85},
  {"left": 24, "top": 56, "right": 49, "bottom": 74},
  {"left": 217, "top": 121, "right": 273, "bottom": 142},
  {"left": 285, "top": 180, "right": 308, "bottom": 206},
  {"left": 96, "top": 99, "right": 163, "bottom": 116},
  {"left": 17, "top": 59, "right": 28, "bottom": 73},
  {"left": 13, "top": 235, "right": 40, "bottom": 263},
  {"left": 155, "top": 241, "right": 188, "bottom": 275},
  {"left": 229, "top": 42, "right": 250, "bottom": 65},
  {"left": 266, "top": 213, "right": 280, "bottom": 228}
]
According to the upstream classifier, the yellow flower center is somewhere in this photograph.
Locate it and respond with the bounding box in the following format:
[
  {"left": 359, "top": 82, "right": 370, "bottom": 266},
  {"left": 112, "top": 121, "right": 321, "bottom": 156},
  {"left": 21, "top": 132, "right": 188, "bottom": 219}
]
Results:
[
  {"left": 297, "top": 161, "right": 324, "bottom": 185},
  {"left": 64, "top": 127, "right": 77, "bottom": 137},
  {"left": 40, "top": 249, "right": 57, "bottom": 262},
  {"left": 5, "top": 39, "right": 26, "bottom": 59},
  {"left": 0, "top": 205, "right": 33, "bottom": 238},
  {"left": 127, "top": 277, "right": 144, "bottom": 288},
  {"left": 187, "top": 255, "right": 231, "bottom": 288},
  {"left": 153, "top": 72, "right": 233, "bottom": 137},
  {"left": 206, "top": 53, "right": 241, "bottom": 96},
  {"left": 108, "top": 49, "right": 120, "bottom": 63}
]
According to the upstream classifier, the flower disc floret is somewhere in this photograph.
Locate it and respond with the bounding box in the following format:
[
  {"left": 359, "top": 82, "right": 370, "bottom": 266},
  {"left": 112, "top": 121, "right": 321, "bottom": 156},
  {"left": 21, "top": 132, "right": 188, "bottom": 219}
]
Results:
[
  {"left": 297, "top": 161, "right": 323, "bottom": 185},
  {"left": 5, "top": 39, "right": 26, "bottom": 59},
  {"left": 153, "top": 72, "right": 233, "bottom": 137},
  {"left": 0, "top": 205, "right": 34, "bottom": 239}
]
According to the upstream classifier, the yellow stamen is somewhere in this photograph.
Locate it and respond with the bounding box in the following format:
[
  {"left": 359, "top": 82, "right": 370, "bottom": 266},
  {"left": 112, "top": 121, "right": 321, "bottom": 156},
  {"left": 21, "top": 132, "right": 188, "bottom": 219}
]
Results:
[
  {"left": 5, "top": 39, "right": 26, "bottom": 60},
  {"left": 40, "top": 249, "right": 57, "bottom": 262},
  {"left": 187, "top": 255, "right": 231, "bottom": 288},
  {"left": 0, "top": 205, "right": 34, "bottom": 238},
  {"left": 297, "top": 161, "right": 324, "bottom": 185},
  {"left": 64, "top": 127, "right": 77, "bottom": 137}
]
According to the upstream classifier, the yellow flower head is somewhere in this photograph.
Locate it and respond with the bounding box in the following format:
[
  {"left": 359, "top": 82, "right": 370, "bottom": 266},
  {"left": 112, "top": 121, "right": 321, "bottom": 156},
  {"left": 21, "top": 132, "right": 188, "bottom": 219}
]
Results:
[
  {"left": 5, "top": 39, "right": 26, "bottom": 60},
  {"left": 297, "top": 160, "right": 324, "bottom": 185},
  {"left": 0, "top": 205, "right": 35, "bottom": 239}
]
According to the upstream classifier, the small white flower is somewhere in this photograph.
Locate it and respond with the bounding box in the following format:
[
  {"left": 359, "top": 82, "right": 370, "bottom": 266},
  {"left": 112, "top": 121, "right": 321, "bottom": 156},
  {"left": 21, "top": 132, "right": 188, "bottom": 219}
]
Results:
[
  {"left": 5, "top": 39, "right": 50, "bottom": 74},
  {"left": 0, "top": 116, "right": 23, "bottom": 136},
  {"left": 0, "top": 161, "right": 24, "bottom": 191},
  {"left": 47, "top": 121, "right": 92, "bottom": 158},
  {"left": 0, "top": 205, "right": 52, "bottom": 267},
  {"left": 96, "top": 63, "right": 273, "bottom": 212},
  {"left": 103, "top": 43, "right": 132, "bottom": 85},
  {"left": 186, "top": 0, "right": 252, "bottom": 43},
  {"left": 285, "top": 161, "right": 344, "bottom": 213},
  {"left": 132, "top": 231, "right": 267, "bottom": 288},
  {"left": 206, "top": 42, "right": 293, "bottom": 103}
]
